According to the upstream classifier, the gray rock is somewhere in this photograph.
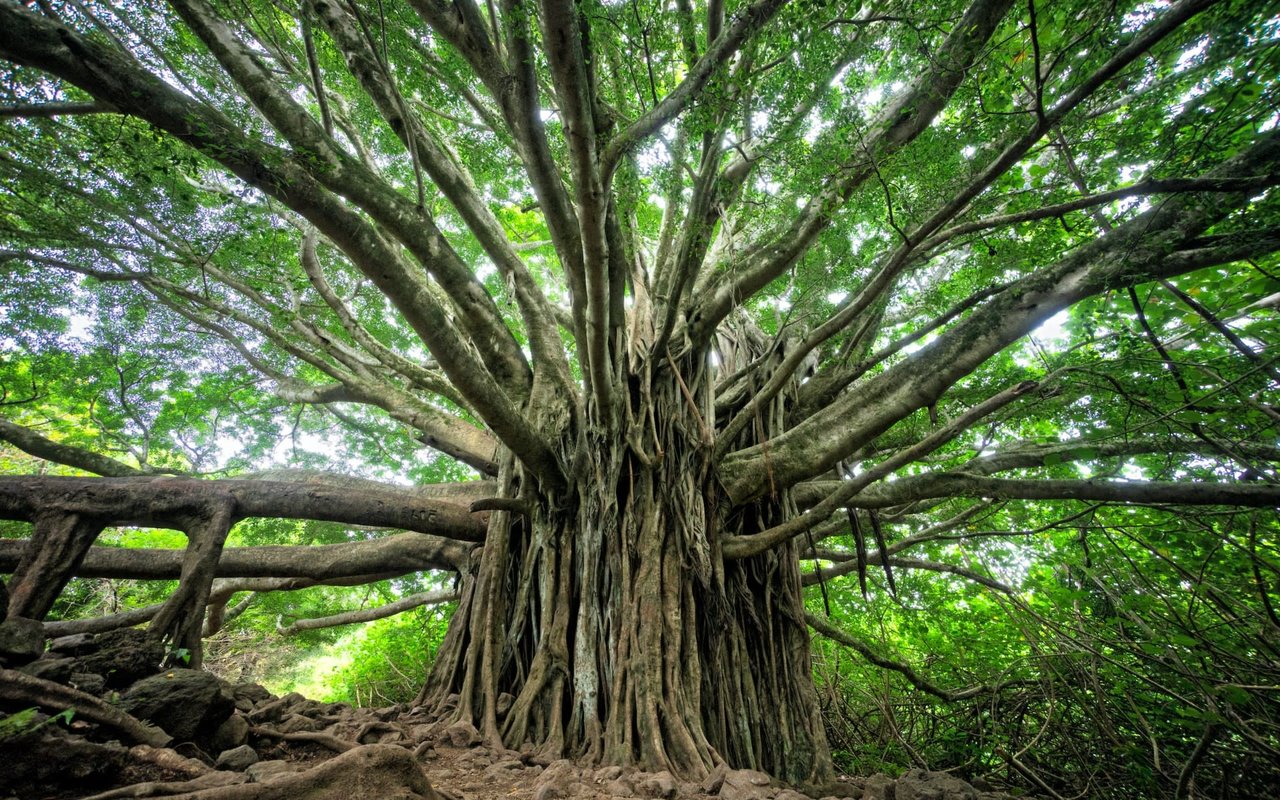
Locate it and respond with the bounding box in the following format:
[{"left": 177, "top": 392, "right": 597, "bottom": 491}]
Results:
[
  {"left": 233, "top": 683, "right": 274, "bottom": 705},
  {"left": 277, "top": 713, "right": 319, "bottom": 734},
  {"left": 120, "top": 668, "right": 235, "bottom": 745},
  {"left": 485, "top": 760, "right": 525, "bottom": 780},
  {"left": 595, "top": 766, "right": 624, "bottom": 782},
  {"left": 69, "top": 672, "right": 106, "bottom": 695},
  {"left": 48, "top": 633, "right": 98, "bottom": 657},
  {"left": 861, "top": 774, "right": 895, "bottom": 800},
  {"left": 76, "top": 629, "right": 165, "bottom": 688},
  {"left": 776, "top": 790, "right": 810, "bottom": 800},
  {"left": 18, "top": 657, "right": 75, "bottom": 683},
  {"left": 496, "top": 692, "right": 516, "bottom": 717},
  {"left": 608, "top": 778, "right": 638, "bottom": 797},
  {"left": 0, "top": 733, "right": 126, "bottom": 794},
  {"left": 443, "top": 720, "right": 481, "bottom": 747},
  {"left": 702, "top": 763, "right": 729, "bottom": 795},
  {"left": 894, "top": 770, "right": 976, "bottom": 800},
  {"left": 534, "top": 782, "right": 567, "bottom": 800},
  {"left": 246, "top": 759, "right": 298, "bottom": 783},
  {"left": 533, "top": 758, "right": 582, "bottom": 800},
  {"left": 249, "top": 692, "right": 306, "bottom": 723},
  {"left": 640, "top": 771, "right": 678, "bottom": 798},
  {"left": 210, "top": 713, "right": 250, "bottom": 752},
  {"left": 0, "top": 617, "right": 44, "bottom": 666},
  {"left": 719, "top": 768, "right": 775, "bottom": 800},
  {"left": 215, "top": 744, "right": 259, "bottom": 771}
]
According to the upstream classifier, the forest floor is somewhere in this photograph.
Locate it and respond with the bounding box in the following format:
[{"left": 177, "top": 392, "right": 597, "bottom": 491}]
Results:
[{"left": 2, "top": 628, "right": 1015, "bottom": 800}]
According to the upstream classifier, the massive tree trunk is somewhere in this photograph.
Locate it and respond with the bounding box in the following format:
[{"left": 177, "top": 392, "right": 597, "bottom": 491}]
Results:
[{"left": 419, "top": 345, "right": 831, "bottom": 783}]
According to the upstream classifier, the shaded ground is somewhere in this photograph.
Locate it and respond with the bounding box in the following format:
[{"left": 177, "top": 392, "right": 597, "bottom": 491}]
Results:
[{"left": 1, "top": 626, "right": 1022, "bottom": 800}]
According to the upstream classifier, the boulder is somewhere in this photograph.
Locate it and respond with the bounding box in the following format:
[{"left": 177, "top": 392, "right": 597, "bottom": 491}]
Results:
[
  {"left": 0, "top": 732, "right": 126, "bottom": 794},
  {"left": 894, "top": 770, "right": 977, "bottom": 800},
  {"left": 48, "top": 632, "right": 99, "bottom": 657},
  {"left": 534, "top": 759, "right": 582, "bottom": 800},
  {"left": 443, "top": 720, "right": 481, "bottom": 747},
  {"left": 120, "top": 668, "right": 235, "bottom": 745},
  {"left": 0, "top": 617, "right": 44, "bottom": 666},
  {"left": 862, "top": 774, "right": 895, "bottom": 800},
  {"left": 70, "top": 671, "right": 106, "bottom": 695},
  {"left": 640, "top": 771, "right": 678, "bottom": 799},
  {"left": 246, "top": 759, "right": 299, "bottom": 783},
  {"left": 210, "top": 713, "right": 251, "bottom": 752},
  {"left": 496, "top": 692, "right": 516, "bottom": 717},
  {"left": 17, "top": 656, "right": 75, "bottom": 683},
  {"left": 277, "top": 713, "right": 320, "bottom": 733},
  {"left": 719, "top": 768, "right": 775, "bottom": 800},
  {"left": 76, "top": 628, "right": 165, "bottom": 688},
  {"left": 702, "top": 763, "right": 729, "bottom": 795},
  {"left": 216, "top": 744, "right": 260, "bottom": 771}
]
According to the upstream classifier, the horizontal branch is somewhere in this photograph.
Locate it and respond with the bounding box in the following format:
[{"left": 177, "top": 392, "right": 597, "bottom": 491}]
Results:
[
  {"left": 802, "top": 474, "right": 1280, "bottom": 511},
  {"left": 0, "top": 476, "right": 488, "bottom": 542},
  {"left": 0, "top": 530, "right": 471, "bottom": 580},
  {"left": 42, "top": 574, "right": 403, "bottom": 637},
  {"left": 0, "top": 101, "right": 111, "bottom": 117}
]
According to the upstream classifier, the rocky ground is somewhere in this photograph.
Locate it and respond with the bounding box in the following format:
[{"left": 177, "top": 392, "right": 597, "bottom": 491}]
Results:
[{"left": 1, "top": 624, "right": 1023, "bottom": 800}]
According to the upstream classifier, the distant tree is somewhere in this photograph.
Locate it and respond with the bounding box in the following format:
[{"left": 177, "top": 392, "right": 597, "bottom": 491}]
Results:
[{"left": 1, "top": 0, "right": 1277, "bottom": 784}]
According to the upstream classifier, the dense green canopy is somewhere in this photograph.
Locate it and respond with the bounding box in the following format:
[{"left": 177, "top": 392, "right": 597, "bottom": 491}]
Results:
[{"left": 1, "top": 0, "right": 1278, "bottom": 795}]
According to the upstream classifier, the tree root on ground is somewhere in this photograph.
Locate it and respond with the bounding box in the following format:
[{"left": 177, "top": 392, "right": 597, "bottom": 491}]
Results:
[
  {"left": 128, "top": 745, "right": 217, "bottom": 777},
  {"left": 0, "top": 668, "right": 171, "bottom": 747},
  {"left": 79, "top": 771, "right": 247, "bottom": 800},
  {"left": 79, "top": 744, "right": 441, "bottom": 800},
  {"left": 250, "top": 724, "right": 355, "bottom": 752}
]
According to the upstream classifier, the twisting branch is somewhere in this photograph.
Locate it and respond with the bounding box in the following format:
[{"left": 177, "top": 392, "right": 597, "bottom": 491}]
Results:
[
  {"left": 720, "top": 130, "right": 1280, "bottom": 502},
  {"left": 278, "top": 588, "right": 459, "bottom": 634},
  {"left": 0, "top": 416, "right": 144, "bottom": 477},
  {"left": 688, "top": 0, "right": 1018, "bottom": 346},
  {"left": 723, "top": 380, "right": 1040, "bottom": 558},
  {"left": 807, "top": 614, "right": 1000, "bottom": 702},
  {"left": 601, "top": 0, "right": 791, "bottom": 177}
]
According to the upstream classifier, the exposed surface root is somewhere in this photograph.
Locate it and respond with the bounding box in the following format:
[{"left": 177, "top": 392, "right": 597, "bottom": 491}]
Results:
[
  {"left": 0, "top": 668, "right": 171, "bottom": 746},
  {"left": 111, "top": 744, "right": 440, "bottom": 800},
  {"left": 79, "top": 771, "right": 247, "bottom": 800},
  {"left": 249, "top": 725, "right": 355, "bottom": 753}
]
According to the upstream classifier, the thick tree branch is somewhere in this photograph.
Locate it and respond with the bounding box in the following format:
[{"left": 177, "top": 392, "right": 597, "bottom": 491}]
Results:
[
  {"left": 720, "top": 131, "right": 1280, "bottom": 502},
  {"left": 688, "top": 0, "right": 1017, "bottom": 345},
  {"left": 800, "top": 473, "right": 1280, "bottom": 511},
  {"left": 0, "top": 2, "right": 568, "bottom": 486},
  {"left": 0, "top": 476, "right": 488, "bottom": 543},
  {"left": 0, "top": 531, "right": 471, "bottom": 580},
  {"left": 0, "top": 100, "right": 112, "bottom": 117},
  {"left": 601, "top": 0, "right": 790, "bottom": 177},
  {"left": 723, "top": 380, "right": 1039, "bottom": 557},
  {"left": 0, "top": 416, "right": 144, "bottom": 477}
]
